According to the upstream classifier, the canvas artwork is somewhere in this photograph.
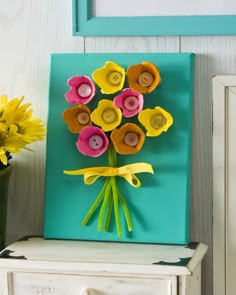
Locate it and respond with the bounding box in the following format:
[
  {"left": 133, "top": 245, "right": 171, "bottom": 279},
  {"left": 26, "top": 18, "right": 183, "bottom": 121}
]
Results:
[{"left": 44, "top": 53, "right": 194, "bottom": 244}]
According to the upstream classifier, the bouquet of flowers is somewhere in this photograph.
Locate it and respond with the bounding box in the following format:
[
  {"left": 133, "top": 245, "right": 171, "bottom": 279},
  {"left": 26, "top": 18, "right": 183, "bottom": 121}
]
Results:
[
  {"left": 63, "top": 61, "right": 173, "bottom": 237},
  {"left": 0, "top": 95, "right": 46, "bottom": 169}
]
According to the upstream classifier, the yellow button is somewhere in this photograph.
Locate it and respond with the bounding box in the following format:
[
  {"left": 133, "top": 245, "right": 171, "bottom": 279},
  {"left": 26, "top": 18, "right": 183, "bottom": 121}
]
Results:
[
  {"left": 109, "top": 71, "right": 122, "bottom": 85},
  {"left": 150, "top": 113, "right": 166, "bottom": 129},
  {"left": 124, "top": 132, "right": 139, "bottom": 147},
  {"left": 138, "top": 72, "right": 154, "bottom": 87},
  {"left": 102, "top": 109, "right": 117, "bottom": 123},
  {"left": 77, "top": 112, "right": 90, "bottom": 125}
]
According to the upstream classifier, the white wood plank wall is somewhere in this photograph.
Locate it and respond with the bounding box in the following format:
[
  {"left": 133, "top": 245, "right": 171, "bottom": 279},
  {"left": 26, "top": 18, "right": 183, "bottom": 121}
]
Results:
[{"left": 1, "top": 1, "right": 236, "bottom": 294}]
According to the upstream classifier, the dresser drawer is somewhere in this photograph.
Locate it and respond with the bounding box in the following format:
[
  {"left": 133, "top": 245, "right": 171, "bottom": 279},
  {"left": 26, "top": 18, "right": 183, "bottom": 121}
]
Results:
[{"left": 9, "top": 271, "right": 176, "bottom": 295}]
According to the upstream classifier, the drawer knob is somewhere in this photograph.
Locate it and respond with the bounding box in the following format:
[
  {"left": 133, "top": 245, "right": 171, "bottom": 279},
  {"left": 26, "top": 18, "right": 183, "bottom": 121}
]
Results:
[{"left": 80, "top": 287, "right": 100, "bottom": 295}]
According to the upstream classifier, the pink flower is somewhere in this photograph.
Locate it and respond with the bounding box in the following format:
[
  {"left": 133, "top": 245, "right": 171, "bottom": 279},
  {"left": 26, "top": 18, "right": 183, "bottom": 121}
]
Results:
[
  {"left": 76, "top": 126, "right": 109, "bottom": 157},
  {"left": 65, "top": 76, "right": 96, "bottom": 104},
  {"left": 113, "top": 88, "right": 143, "bottom": 117}
]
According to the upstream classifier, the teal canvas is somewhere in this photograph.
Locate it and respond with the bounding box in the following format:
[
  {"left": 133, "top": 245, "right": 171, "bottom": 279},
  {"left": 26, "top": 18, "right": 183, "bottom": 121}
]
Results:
[{"left": 44, "top": 53, "right": 194, "bottom": 244}]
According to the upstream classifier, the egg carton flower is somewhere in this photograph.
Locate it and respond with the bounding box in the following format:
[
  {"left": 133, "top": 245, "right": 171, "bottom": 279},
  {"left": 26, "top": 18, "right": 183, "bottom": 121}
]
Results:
[
  {"left": 114, "top": 88, "right": 144, "bottom": 118},
  {"left": 92, "top": 61, "right": 125, "bottom": 94},
  {"left": 62, "top": 104, "right": 91, "bottom": 133},
  {"left": 63, "top": 60, "right": 173, "bottom": 238},
  {"left": 65, "top": 76, "right": 96, "bottom": 104},
  {"left": 111, "top": 123, "right": 145, "bottom": 155},
  {"left": 91, "top": 99, "right": 122, "bottom": 132},
  {"left": 139, "top": 107, "right": 173, "bottom": 137},
  {"left": 126, "top": 61, "right": 161, "bottom": 93},
  {"left": 76, "top": 126, "right": 109, "bottom": 157}
]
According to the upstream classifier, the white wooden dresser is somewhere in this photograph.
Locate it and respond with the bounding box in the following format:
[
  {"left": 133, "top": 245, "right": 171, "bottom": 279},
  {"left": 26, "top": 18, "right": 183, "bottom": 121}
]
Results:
[{"left": 0, "top": 237, "right": 207, "bottom": 295}]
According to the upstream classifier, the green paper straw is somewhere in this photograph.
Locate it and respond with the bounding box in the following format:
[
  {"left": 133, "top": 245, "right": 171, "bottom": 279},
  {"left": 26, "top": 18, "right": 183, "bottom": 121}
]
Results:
[
  {"left": 97, "top": 180, "right": 111, "bottom": 231},
  {"left": 118, "top": 191, "right": 133, "bottom": 232},
  {"left": 104, "top": 193, "right": 113, "bottom": 232},
  {"left": 111, "top": 176, "right": 122, "bottom": 237},
  {"left": 82, "top": 178, "right": 109, "bottom": 226}
]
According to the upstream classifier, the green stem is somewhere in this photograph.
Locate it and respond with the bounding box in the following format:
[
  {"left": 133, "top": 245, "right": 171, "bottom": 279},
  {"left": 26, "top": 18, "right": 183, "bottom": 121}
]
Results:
[
  {"left": 97, "top": 181, "right": 111, "bottom": 231},
  {"left": 82, "top": 142, "right": 134, "bottom": 238},
  {"left": 111, "top": 176, "right": 122, "bottom": 238},
  {"left": 104, "top": 194, "right": 113, "bottom": 232},
  {"left": 118, "top": 191, "right": 133, "bottom": 232},
  {"left": 108, "top": 142, "right": 117, "bottom": 167},
  {"left": 82, "top": 178, "right": 109, "bottom": 226}
]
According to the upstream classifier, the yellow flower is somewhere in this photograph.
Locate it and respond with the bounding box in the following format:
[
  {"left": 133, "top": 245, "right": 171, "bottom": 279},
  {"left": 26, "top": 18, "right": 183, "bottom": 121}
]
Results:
[
  {"left": 138, "top": 106, "right": 173, "bottom": 136},
  {"left": 0, "top": 148, "right": 7, "bottom": 165},
  {"left": 0, "top": 95, "right": 8, "bottom": 112},
  {"left": 92, "top": 61, "right": 125, "bottom": 94},
  {"left": 91, "top": 99, "right": 122, "bottom": 132},
  {"left": 0, "top": 96, "right": 31, "bottom": 126},
  {"left": 0, "top": 95, "right": 46, "bottom": 167}
]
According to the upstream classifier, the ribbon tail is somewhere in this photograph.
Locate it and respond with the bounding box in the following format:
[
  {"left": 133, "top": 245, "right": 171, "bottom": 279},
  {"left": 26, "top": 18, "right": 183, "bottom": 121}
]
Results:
[
  {"left": 120, "top": 174, "right": 141, "bottom": 188},
  {"left": 83, "top": 172, "right": 101, "bottom": 185}
]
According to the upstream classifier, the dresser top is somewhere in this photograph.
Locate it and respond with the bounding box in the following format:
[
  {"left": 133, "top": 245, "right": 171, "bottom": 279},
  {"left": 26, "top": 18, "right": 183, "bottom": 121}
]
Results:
[{"left": 0, "top": 237, "right": 207, "bottom": 276}]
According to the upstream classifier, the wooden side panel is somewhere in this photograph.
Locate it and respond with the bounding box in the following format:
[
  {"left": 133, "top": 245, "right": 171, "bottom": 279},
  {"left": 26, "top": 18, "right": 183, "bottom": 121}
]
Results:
[
  {"left": 212, "top": 76, "right": 236, "bottom": 295},
  {"left": 179, "top": 263, "right": 201, "bottom": 295},
  {"left": 226, "top": 86, "right": 236, "bottom": 295}
]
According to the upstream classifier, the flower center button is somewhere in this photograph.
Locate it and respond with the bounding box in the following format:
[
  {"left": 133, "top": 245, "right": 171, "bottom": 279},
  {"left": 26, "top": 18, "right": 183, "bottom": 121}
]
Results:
[
  {"left": 151, "top": 113, "right": 166, "bottom": 129},
  {"left": 77, "top": 83, "right": 92, "bottom": 98},
  {"left": 124, "top": 132, "right": 139, "bottom": 147},
  {"left": 88, "top": 135, "right": 104, "bottom": 150},
  {"left": 138, "top": 72, "right": 154, "bottom": 87},
  {"left": 108, "top": 71, "right": 122, "bottom": 85},
  {"left": 102, "top": 109, "right": 117, "bottom": 123},
  {"left": 123, "top": 96, "right": 139, "bottom": 111},
  {"left": 77, "top": 112, "right": 90, "bottom": 125}
]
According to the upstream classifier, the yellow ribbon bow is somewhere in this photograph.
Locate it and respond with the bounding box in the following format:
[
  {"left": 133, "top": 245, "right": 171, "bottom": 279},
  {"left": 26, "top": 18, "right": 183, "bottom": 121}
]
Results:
[{"left": 64, "top": 162, "right": 154, "bottom": 188}]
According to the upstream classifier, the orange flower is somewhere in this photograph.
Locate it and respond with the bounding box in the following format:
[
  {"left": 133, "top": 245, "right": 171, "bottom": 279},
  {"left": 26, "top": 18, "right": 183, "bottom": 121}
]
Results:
[
  {"left": 62, "top": 104, "right": 91, "bottom": 133},
  {"left": 126, "top": 62, "right": 161, "bottom": 94},
  {"left": 111, "top": 123, "right": 145, "bottom": 155}
]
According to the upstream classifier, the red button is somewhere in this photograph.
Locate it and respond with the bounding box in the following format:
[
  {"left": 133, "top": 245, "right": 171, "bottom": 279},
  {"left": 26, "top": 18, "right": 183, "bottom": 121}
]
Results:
[{"left": 123, "top": 96, "right": 139, "bottom": 111}]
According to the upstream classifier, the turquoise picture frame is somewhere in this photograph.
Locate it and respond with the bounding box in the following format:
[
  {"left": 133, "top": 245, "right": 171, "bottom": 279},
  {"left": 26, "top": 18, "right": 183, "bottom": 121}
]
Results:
[{"left": 73, "top": 0, "right": 236, "bottom": 36}]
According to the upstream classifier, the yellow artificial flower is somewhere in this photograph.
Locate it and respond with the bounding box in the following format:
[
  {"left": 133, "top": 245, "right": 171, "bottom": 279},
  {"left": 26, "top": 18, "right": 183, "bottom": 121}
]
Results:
[
  {"left": 0, "top": 95, "right": 46, "bottom": 168},
  {"left": 0, "top": 95, "right": 8, "bottom": 112},
  {"left": 0, "top": 148, "right": 7, "bottom": 165},
  {"left": 92, "top": 61, "right": 125, "bottom": 94},
  {"left": 0, "top": 96, "right": 31, "bottom": 126},
  {"left": 138, "top": 106, "right": 173, "bottom": 137},
  {"left": 91, "top": 99, "right": 122, "bottom": 132}
]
